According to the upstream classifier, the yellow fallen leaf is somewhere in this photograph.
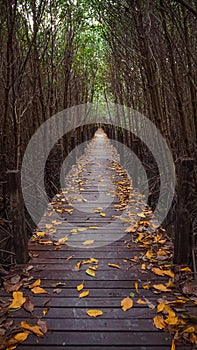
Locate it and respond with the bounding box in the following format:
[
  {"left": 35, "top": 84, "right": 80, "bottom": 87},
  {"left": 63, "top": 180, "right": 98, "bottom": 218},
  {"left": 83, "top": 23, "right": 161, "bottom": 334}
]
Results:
[
  {"left": 171, "top": 339, "right": 176, "bottom": 350},
  {"left": 153, "top": 234, "right": 162, "bottom": 242},
  {"left": 86, "top": 309, "right": 103, "bottom": 317},
  {"left": 45, "top": 224, "right": 54, "bottom": 229},
  {"left": 125, "top": 226, "right": 137, "bottom": 233},
  {"left": 89, "top": 258, "right": 99, "bottom": 263},
  {"left": 108, "top": 263, "right": 121, "bottom": 269},
  {"left": 89, "top": 265, "right": 98, "bottom": 270},
  {"left": 8, "top": 291, "right": 26, "bottom": 309},
  {"left": 153, "top": 284, "right": 171, "bottom": 292},
  {"left": 153, "top": 315, "right": 166, "bottom": 329},
  {"left": 36, "top": 231, "right": 45, "bottom": 237},
  {"left": 164, "top": 305, "right": 176, "bottom": 318},
  {"left": 79, "top": 290, "right": 90, "bottom": 298},
  {"left": 141, "top": 263, "right": 146, "bottom": 270},
  {"left": 14, "top": 332, "right": 29, "bottom": 342},
  {"left": 43, "top": 308, "right": 49, "bottom": 316},
  {"left": 143, "top": 283, "right": 151, "bottom": 289},
  {"left": 76, "top": 261, "right": 82, "bottom": 269},
  {"left": 183, "top": 326, "right": 195, "bottom": 333},
  {"left": 86, "top": 268, "right": 96, "bottom": 277},
  {"left": 88, "top": 226, "right": 99, "bottom": 229},
  {"left": 20, "top": 321, "right": 43, "bottom": 337},
  {"left": 158, "top": 239, "right": 167, "bottom": 244},
  {"left": 166, "top": 280, "right": 175, "bottom": 288},
  {"left": 100, "top": 213, "right": 106, "bottom": 217},
  {"left": 58, "top": 236, "right": 68, "bottom": 244},
  {"left": 152, "top": 223, "right": 158, "bottom": 228},
  {"left": 137, "top": 299, "right": 147, "bottom": 305},
  {"left": 165, "top": 316, "right": 179, "bottom": 325},
  {"left": 29, "top": 279, "right": 41, "bottom": 289},
  {"left": 163, "top": 270, "right": 174, "bottom": 278},
  {"left": 82, "top": 240, "right": 94, "bottom": 246},
  {"left": 137, "top": 212, "right": 146, "bottom": 218},
  {"left": 134, "top": 282, "right": 139, "bottom": 294},
  {"left": 151, "top": 267, "right": 165, "bottom": 276},
  {"left": 77, "top": 227, "right": 87, "bottom": 232},
  {"left": 31, "top": 286, "right": 48, "bottom": 294},
  {"left": 70, "top": 229, "right": 78, "bottom": 234},
  {"left": 180, "top": 267, "right": 192, "bottom": 272},
  {"left": 121, "top": 296, "right": 133, "bottom": 311},
  {"left": 52, "top": 220, "right": 62, "bottom": 225},
  {"left": 157, "top": 302, "right": 166, "bottom": 312},
  {"left": 77, "top": 282, "right": 84, "bottom": 291},
  {"left": 65, "top": 255, "right": 73, "bottom": 261},
  {"left": 145, "top": 250, "right": 153, "bottom": 259}
]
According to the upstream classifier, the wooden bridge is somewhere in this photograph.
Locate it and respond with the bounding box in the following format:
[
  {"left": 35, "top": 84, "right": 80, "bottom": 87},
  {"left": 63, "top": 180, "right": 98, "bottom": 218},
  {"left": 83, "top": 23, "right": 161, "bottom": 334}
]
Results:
[{"left": 0, "top": 130, "right": 195, "bottom": 350}]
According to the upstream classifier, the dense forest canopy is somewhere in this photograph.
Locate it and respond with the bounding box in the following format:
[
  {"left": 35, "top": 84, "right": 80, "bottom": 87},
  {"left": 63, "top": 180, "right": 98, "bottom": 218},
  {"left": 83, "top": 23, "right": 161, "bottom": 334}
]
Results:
[{"left": 0, "top": 0, "right": 196, "bottom": 172}]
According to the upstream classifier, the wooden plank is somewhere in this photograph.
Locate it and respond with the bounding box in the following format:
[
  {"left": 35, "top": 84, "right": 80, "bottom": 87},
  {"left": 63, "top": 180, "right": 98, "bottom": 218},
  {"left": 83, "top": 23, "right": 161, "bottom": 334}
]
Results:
[
  {"left": 17, "top": 347, "right": 193, "bottom": 350},
  {"left": 18, "top": 331, "right": 172, "bottom": 346},
  {"left": 27, "top": 269, "right": 168, "bottom": 281}
]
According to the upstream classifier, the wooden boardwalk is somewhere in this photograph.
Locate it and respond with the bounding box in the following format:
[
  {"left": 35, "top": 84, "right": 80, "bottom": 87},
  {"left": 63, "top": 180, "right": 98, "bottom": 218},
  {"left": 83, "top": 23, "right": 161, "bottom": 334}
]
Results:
[{"left": 0, "top": 130, "right": 194, "bottom": 349}]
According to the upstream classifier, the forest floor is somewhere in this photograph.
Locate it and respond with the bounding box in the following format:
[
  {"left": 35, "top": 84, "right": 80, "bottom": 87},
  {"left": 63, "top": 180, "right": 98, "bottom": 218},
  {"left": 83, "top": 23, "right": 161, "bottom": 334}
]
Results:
[{"left": 0, "top": 129, "right": 196, "bottom": 350}]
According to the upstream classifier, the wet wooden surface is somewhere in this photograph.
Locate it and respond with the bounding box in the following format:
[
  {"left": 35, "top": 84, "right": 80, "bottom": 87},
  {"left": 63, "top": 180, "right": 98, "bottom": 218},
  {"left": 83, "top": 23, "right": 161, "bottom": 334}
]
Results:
[{"left": 1, "top": 130, "right": 193, "bottom": 349}]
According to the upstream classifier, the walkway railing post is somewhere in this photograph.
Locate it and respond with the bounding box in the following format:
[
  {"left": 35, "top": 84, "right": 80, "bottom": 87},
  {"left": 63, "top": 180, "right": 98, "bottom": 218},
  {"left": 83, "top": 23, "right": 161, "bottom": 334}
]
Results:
[
  {"left": 7, "top": 170, "right": 29, "bottom": 264},
  {"left": 174, "top": 158, "right": 195, "bottom": 265}
]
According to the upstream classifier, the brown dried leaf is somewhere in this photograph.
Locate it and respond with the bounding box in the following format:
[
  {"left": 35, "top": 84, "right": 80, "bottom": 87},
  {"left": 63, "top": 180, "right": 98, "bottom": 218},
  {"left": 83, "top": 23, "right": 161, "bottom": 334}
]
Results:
[
  {"left": 37, "top": 319, "right": 48, "bottom": 334},
  {"left": 23, "top": 298, "right": 34, "bottom": 313}
]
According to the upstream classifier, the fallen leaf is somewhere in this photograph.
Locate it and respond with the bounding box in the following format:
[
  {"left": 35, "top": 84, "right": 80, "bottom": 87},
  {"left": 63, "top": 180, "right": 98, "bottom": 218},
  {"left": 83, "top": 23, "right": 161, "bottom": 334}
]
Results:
[
  {"left": 86, "top": 268, "right": 96, "bottom": 277},
  {"left": 82, "top": 240, "right": 94, "bottom": 246},
  {"left": 144, "top": 298, "right": 155, "bottom": 309},
  {"left": 137, "top": 299, "right": 147, "bottom": 305},
  {"left": 58, "top": 236, "right": 68, "bottom": 244},
  {"left": 23, "top": 298, "right": 34, "bottom": 313},
  {"left": 79, "top": 290, "right": 90, "bottom": 298},
  {"left": 141, "top": 263, "right": 146, "bottom": 270},
  {"left": 157, "top": 302, "right": 166, "bottom": 312},
  {"left": 153, "top": 315, "right": 166, "bottom": 329},
  {"left": 134, "top": 282, "right": 139, "bottom": 294},
  {"left": 137, "top": 212, "right": 146, "bottom": 218},
  {"left": 86, "top": 309, "right": 103, "bottom": 317},
  {"left": 100, "top": 213, "right": 106, "bottom": 217},
  {"left": 165, "top": 316, "right": 179, "bottom": 325},
  {"left": 121, "top": 296, "right": 133, "bottom": 311},
  {"left": 70, "top": 229, "right": 78, "bottom": 234},
  {"left": 65, "top": 255, "right": 73, "bottom": 261},
  {"left": 8, "top": 291, "right": 26, "bottom": 309},
  {"left": 171, "top": 339, "right": 176, "bottom": 350},
  {"left": 183, "top": 326, "right": 195, "bottom": 333},
  {"left": 37, "top": 319, "right": 48, "bottom": 334},
  {"left": 77, "top": 282, "right": 84, "bottom": 291},
  {"left": 21, "top": 321, "right": 43, "bottom": 337},
  {"left": 180, "top": 267, "right": 192, "bottom": 272},
  {"left": 78, "top": 227, "right": 87, "bottom": 232},
  {"left": 31, "top": 286, "right": 48, "bottom": 294},
  {"left": 43, "top": 308, "right": 49, "bottom": 316},
  {"left": 53, "top": 288, "right": 62, "bottom": 294},
  {"left": 145, "top": 250, "right": 153, "bottom": 259},
  {"left": 10, "top": 275, "right": 20, "bottom": 284},
  {"left": 108, "top": 263, "right": 121, "bottom": 269},
  {"left": 14, "top": 332, "right": 29, "bottom": 342},
  {"left": 29, "top": 279, "right": 41, "bottom": 289},
  {"left": 153, "top": 284, "right": 171, "bottom": 292},
  {"left": 151, "top": 267, "right": 165, "bottom": 276}
]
